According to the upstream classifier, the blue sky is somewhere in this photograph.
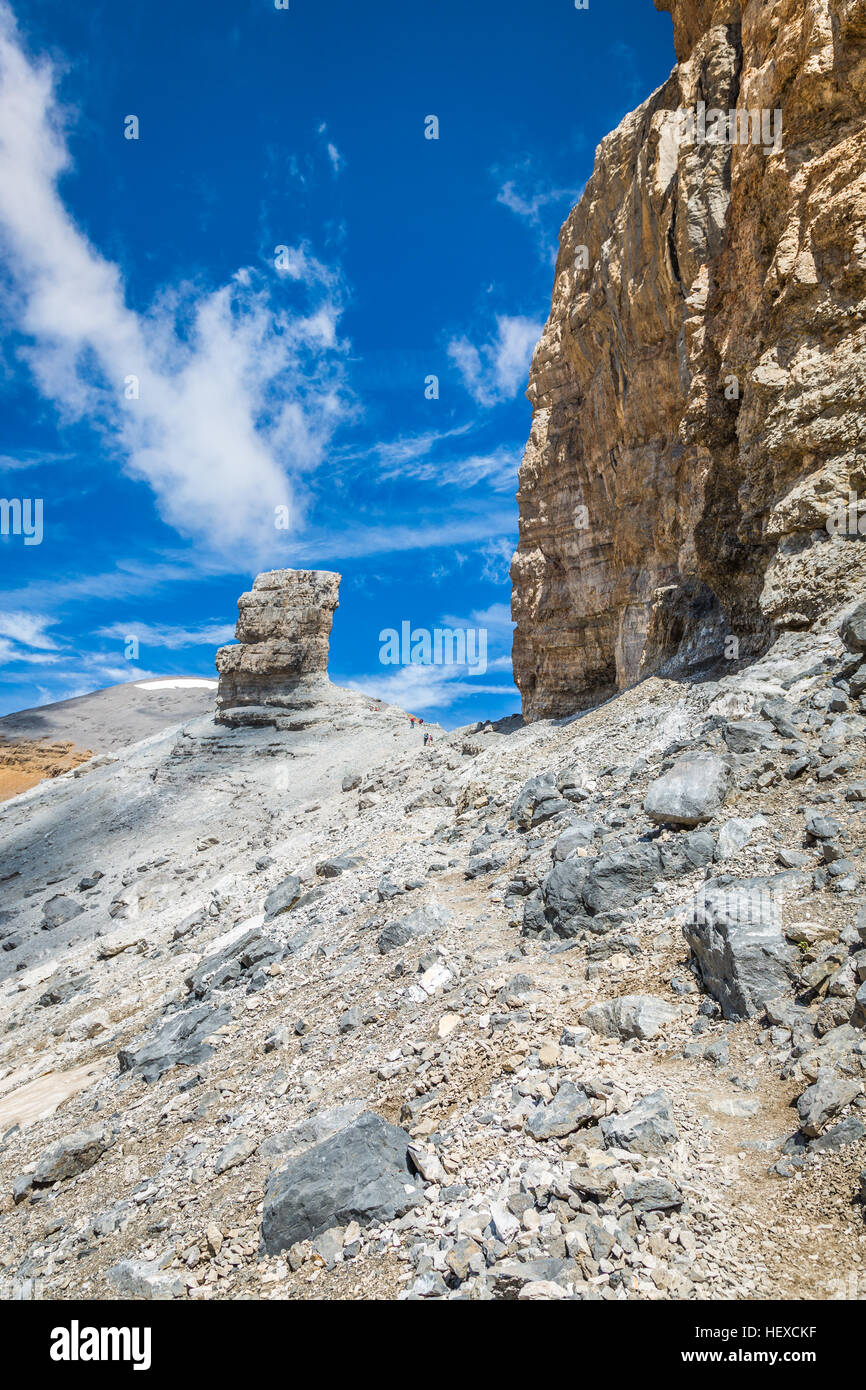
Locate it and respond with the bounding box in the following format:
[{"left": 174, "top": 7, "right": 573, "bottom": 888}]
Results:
[{"left": 0, "top": 0, "right": 673, "bottom": 727}]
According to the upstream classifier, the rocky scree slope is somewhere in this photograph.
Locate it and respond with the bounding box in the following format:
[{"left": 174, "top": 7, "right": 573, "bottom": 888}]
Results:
[
  {"left": 511, "top": 0, "right": 866, "bottom": 719},
  {"left": 0, "top": 615, "right": 866, "bottom": 1299}
]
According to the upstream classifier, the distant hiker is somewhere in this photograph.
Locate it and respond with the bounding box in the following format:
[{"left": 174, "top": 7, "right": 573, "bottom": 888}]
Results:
[
  {"left": 410, "top": 716, "right": 415, "bottom": 727},
  {"left": 423, "top": 732, "right": 428, "bottom": 746}
]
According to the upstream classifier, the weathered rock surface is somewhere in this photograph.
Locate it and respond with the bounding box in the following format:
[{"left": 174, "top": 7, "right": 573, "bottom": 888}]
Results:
[
  {"left": 261, "top": 1112, "right": 422, "bottom": 1254},
  {"left": 601, "top": 1090, "right": 678, "bottom": 1155},
  {"left": 106, "top": 1258, "right": 185, "bottom": 1301},
  {"left": 685, "top": 879, "right": 798, "bottom": 1019},
  {"left": 511, "top": 0, "right": 866, "bottom": 719},
  {"left": 582, "top": 994, "right": 680, "bottom": 1041},
  {"left": 216, "top": 569, "right": 341, "bottom": 724},
  {"left": 797, "top": 1068, "right": 862, "bottom": 1137},
  {"left": 117, "top": 1004, "right": 231, "bottom": 1083},
  {"left": 645, "top": 752, "right": 730, "bottom": 826},
  {"left": 525, "top": 1081, "right": 594, "bottom": 1139},
  {"left": 32, "top": 1125, "right": 111, "bottom": 1185}
]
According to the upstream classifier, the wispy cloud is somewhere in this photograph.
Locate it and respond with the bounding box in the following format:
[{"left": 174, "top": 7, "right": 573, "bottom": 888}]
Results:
[
  {"left": 341, "top": 600, "right": 515, "bottom": 714},
  {"left": 0, "top": 449, "right": 69, "bottom": 470},
  {"left": 347, "top": 424, "right": 473, "bottom": 472},
  {"left": 290, "top": 509, "right": 517, "bottom": 562},
  {"left": 346, "top": 663, "right": 515, "bottom": 714},
  {"left": 0, "top": 609, "right": 59, "bottom": 649},
  {"left": 448, "top": 315, "right": 541, "bottom": 407},
  {"left": 95, "top": 620, "right": 235, "bottom": 650},
  {"left": 379, "top": 446, "right": 519, "bottom": 492},
  {"left": 317, "top": 121, "right": 344, "bottom": 176},
  {"left": 478, "top": 536, "right": 516, "bottom": 584},
  {"left": 493, "top": 155, "right": 583, "bottom": 264},
  {"left": 0, "top": 3, "right": 350, "bottom": 558}
]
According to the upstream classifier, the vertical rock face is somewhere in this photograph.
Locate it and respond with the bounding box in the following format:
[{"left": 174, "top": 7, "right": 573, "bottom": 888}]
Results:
[
  {"left": 215, "top": 569, "right": 341, "bottom": 723},
  {"left": 511, "top": 0, "right": 866, "bottom": 721}
]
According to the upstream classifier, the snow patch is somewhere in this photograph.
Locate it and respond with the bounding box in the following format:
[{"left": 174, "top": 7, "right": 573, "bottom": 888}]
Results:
[{"left": 134, "top": 679, "right": 218, "bottom": 691}]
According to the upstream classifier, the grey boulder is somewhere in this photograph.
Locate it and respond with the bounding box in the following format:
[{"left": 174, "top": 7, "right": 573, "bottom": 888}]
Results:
[
  {"left": 621, "top": 1175, "right": 683, "bottom": 1214},
  {"left": 376, "top": 901, "right": 451, "bottom": 954},
  {"left": 552, "top": 821, "right": 598, "bottom": 861},
  {"left": 582, "top": 843, "right": 662, "bottom": 914},
  {"left": 214, "top": 1135, "right": 257, "bottom": 1174},
  {"left": 33, "top": 1125, "right": 111, "bottom": 1185},
  {"left": 261, "top": 1111, "right": 422, "bottom": 1254},
  {"left": 645, "top": 752, "right": 730, "bottom": 827},
  {"left": 118, "top": 1003, "right": 231, "bottom": 1082},
  {"left": 601, "top": 1090, "right": 677, "bottom": 1155},
  {"left": 581, "top": 994, "right": 680, "bottom": 1041},
  {"left": 797, "top": 1068, "right": 862, "bottom": 1137},
  {"left": 316, "top": 855, "right": 361, "bottom": 878},
  {"left": 264, "top": 874, "right": 302, "bottom": 919},
  {"left": 525, "top": 1081, "right": 593, "bottom": 1140},
  {"left": 539, "top": 857, "right": 591, "bottom": 934},
  {"left": 840, "top": 602, "right": 866, "bottom": 652},
  {"left": 722, "top": 720, "right": 775, "bottom": 754},
  {"left": 41, "top": 895, "right": 84, "bottom": 930},
  {"left": 511, "top": 773, "right": 557, "bottom": 829},
  {"left": 684, "top": 880, "right": 798, "bottom": 1020}
]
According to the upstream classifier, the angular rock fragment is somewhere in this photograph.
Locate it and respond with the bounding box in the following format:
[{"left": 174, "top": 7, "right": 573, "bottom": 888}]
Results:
[
  {"left": 581, "top": 994, "right": 680, "bottom": 1041},
  {"left": 684, "top": 880, "right": 798, "bottom": 1019},
  {"left": 376, "top": 901, "right": 451, "bottom": 954},
  {"left": 797, "top": 1068, "right": 862, "bottom": 1137},
  {"left": 41, "top": 895, "right": 84, "bottom": 930},
  {"left": 264, "top": 874, "right": 302, "bottom": 919},
  {"left": 601, "top": 1090, "right": 677, "bottom": 1155},
  {"left": 525, "top": 1081, "right": 594, "bottom": 1140},
  {"left": 33, "top": 1125, "right": 111, "bottom": 1186},
  {"left": 261, "top": 1112, "right": 422, "bottom": 1254},
  {"left": 645, "top": 753, "right": 730, "bottom": 827},
  {"left": 118, "top": 1004, "right": 231, "bottom": 1083}
]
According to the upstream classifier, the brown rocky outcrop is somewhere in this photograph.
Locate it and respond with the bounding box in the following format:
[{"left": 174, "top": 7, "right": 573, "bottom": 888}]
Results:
[
  {"left": 511, "top": 0, "right": 866, "bottom": 720},
  {"left": 215, "top": 569, "right": 341, "bottom": 725}
]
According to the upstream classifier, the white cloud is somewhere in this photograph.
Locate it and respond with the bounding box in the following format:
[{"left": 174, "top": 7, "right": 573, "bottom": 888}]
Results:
[
  {"left": 0, "top": 449, "right": 68, "bottom": 470},
  {"left": 448, "top": 315, "right": 541, "bottom": 407},
  {"left": 0, "top": 637, "right": 61, "bottom": 665},
  {"left": 95, "top": 620, "right": 235, "bottom": 650},
  {"left": 496, "top": 177, "right": 582, "bottom": 230},
  {"left": 0, "top": 609, "right": 59, "bottom": 648},
  {"left": 290, "top": 508, "right": 517, "bottom": 561},
  {"left": 0, "top": 3, "right": 350, "bottom": 558},
  {"left": 341, "top": 600, "right": 515, "bottom": 714},
  {"left": 316, "top": 121, "right": 344, "bottom": 176},
  {"left": 348, "top": 424, "right": 473, "bottom": 472},
  {"left": 494, "top": 158, "right": 583, "bottom": 264},
  {"left": 345, "top": 663, "right": 515, "bottom": 714},
  {"left": 378, "top": 445, "right": 519, "bottom": 493},
  {"left": 478, "top": 535, "right": 516, "bottom": 583}
]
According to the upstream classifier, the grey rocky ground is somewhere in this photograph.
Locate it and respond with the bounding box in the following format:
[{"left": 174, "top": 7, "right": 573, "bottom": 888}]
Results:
[
  {"left": 0, "top": 679, "right": 218, "bottom": 754},
  {"left": 1, "top": 626, "right": 865, "bottom": 1302}
]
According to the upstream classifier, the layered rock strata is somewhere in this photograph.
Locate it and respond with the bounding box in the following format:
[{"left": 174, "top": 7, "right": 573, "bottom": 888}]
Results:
[
  {"left": 511, "top": 0, "right": 866, "bottom": 720},
  {"left": 215, "top": 569, "right": 341, "bottom": 726}
]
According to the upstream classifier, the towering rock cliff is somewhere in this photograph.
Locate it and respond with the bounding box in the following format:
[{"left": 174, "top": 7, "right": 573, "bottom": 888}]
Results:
[
  {"left": 215, "top": 569, "right": 341, "bottom": 724},
  {"left": 511, "top": 0, "right": 866, "bottom": 720}
]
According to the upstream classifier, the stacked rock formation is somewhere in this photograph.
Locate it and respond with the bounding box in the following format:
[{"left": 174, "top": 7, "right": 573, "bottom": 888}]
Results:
[
  {"left": 511, "top": 0, "right": 866, "bottom": 720},
  {"left": 215, "top": 569, "right": 341, "bottom": 725}
]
